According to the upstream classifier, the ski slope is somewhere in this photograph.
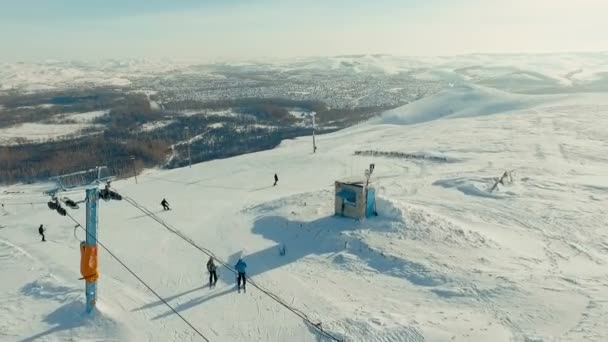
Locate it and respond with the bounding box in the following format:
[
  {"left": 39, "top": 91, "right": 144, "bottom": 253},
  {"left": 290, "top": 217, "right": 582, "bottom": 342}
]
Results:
[{"left": 1, "top": 85, "right": 608, "bottom": 341}]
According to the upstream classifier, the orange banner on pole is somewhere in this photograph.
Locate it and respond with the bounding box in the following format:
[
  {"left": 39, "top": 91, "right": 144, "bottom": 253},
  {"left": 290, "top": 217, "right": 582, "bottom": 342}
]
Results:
[{"left": 80, "top": 243, "right": 99, "bottom": 283}]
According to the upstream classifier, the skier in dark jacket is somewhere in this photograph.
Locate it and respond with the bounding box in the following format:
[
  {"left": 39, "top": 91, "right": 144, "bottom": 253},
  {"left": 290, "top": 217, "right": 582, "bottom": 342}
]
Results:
[
  {"left": 273, "top": 174, "right": 279, "bottom": 187},
  {"left": 235, "top": 258, "right": 247, "bottom": 292},
  {"left": 38, "top": 224, "right": 46, "bottom": 242},
  {"left": 207, "top": 257, "right": 218, "bottom": 288},
  {"left": 161, "top": 198, "right": 170, "bottom": 211}
]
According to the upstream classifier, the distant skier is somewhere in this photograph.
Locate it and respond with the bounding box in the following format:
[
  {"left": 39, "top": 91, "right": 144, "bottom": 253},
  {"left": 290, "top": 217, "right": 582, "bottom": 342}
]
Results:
[
  {"left": 38, "top": 224, "right": 46, "bottom": 242},
  {"left": 273, "top": 174, "right": 279, "bottom": 187},
  {"left": 207, "top": 257, "right": 218, "bottom": 288},
  {"left": 235, "top": 257, "right": 247, "bottom": 292},
  {"left": 161, "top": 198, "right": 170, "bottom": 211}
]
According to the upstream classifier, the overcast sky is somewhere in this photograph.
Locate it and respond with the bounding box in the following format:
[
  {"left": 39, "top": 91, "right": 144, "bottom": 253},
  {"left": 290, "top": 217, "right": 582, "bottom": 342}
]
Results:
[{"left": 1, "top": 0, "right": 607, "bottom": 62}]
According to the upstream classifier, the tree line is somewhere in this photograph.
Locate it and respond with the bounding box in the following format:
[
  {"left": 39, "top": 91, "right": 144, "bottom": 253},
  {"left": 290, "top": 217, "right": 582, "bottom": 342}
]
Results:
[
  {"left": 0, "top": 135, "right": 168, "bottom": 185},
  {"left": 0, "top": 89, "right": 394, "bottom": 184}
]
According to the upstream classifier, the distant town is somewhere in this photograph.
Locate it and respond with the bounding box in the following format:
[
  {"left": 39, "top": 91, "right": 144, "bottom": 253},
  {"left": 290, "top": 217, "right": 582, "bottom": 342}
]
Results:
[{"left": 0, "top": 57, "right": 446, "bottom": 184}]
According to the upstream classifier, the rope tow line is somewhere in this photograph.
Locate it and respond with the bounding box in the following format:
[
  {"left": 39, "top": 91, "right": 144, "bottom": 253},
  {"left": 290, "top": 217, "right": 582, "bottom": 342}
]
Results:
[
  {"left": 64, "top": 212, "right": 212, "bottom": 342},
  {"left": 121, "top": 194, "right": 344, "bottom": 342}
]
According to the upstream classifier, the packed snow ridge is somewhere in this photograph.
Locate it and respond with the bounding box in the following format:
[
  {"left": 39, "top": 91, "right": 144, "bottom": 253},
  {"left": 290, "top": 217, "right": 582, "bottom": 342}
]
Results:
[{"left": 1, "top": 84, "right": 608, "bottom": 341}]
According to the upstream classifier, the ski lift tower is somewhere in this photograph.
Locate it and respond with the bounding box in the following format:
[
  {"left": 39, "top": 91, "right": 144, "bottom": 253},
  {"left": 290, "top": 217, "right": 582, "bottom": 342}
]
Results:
[{"left": 46, "top": 166, "right": 119, "bottom": 313}]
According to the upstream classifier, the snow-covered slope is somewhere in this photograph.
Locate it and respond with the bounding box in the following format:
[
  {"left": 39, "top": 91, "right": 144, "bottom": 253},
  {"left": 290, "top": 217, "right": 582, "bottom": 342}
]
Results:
[
  {"left": 0, "top": 59, "right": 196, "bottom": 91},
  {"left": 0, "top": 122, "right": 103, "bottom": 145},
  {"left": 380, "top": 84, "right": 555, "bottom": 125},
  {"left": 1, "top": 89, "right": 608, "bottom": 341}
]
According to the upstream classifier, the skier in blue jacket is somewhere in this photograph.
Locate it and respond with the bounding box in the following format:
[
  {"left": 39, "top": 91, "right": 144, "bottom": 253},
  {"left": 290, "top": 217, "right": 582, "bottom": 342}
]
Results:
[{"left": 235, "top": 258, "right": 247, "bottom": 292}]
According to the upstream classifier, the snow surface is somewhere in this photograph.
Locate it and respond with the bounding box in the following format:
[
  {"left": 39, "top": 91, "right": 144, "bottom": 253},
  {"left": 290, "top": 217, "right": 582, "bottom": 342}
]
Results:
[
  {"left": 0, "top": 123, "right": 102, "bottom": 145},
  {"left": 0, "top": 60, "right": 197, "bottom": 91},
  {"left": 3, "top": 53, "right": 608, "bottom": 93},
  {"left": 137, "top": 120, "right": 175, "bottom": 133},
  {"left": 55, "top": 110, "right": 109, "bottom": 123},
  {"left": 208, "top": 123, "right": 224, "bottom": 129},
  {"left": 1, "top": 88, "right": 608, "bottom": 341},
  {"left": 380, "top": 84, "right": 557, "bottom": 125},
  {"left": 271, "top": 52, "right": 608, "bottom": 85},
  {"left": 16, "top": 104, "right": 57, "bottom": 110},
  {"left": 288, "top": 109, "right": 315, "bottom": 120},
  {"left": 177, "top": 109, "right": 241, "bottom": 118},
  {"left": 235, "top": 124, "right": 277, "bottom": 133}
]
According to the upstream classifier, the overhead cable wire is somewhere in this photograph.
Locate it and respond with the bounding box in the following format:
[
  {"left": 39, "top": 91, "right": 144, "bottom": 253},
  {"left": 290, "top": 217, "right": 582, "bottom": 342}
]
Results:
[
  {"left": 64, "top": 212, "right": 212, "bottom": 342},
  {"left": 121, "top": 195, "right": 344, "bottom": 342},
  {"left": 1, "top": 201, "right": 49, "bottom": 206}
]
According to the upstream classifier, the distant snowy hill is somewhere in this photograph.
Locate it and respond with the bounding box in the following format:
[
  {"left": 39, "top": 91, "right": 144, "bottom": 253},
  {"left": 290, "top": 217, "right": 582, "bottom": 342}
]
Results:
[
  {"left": 2, "top": 52, "right": 608, "bottom": 92},
  {"left": 0, "top": 59, "right": 195, "bottom": 91},
  {"left": 380, "top": 84, "right": 555, "bottom": 125},
  {"left": 1, "top": 83, "right": 607, "bottom": 341}
]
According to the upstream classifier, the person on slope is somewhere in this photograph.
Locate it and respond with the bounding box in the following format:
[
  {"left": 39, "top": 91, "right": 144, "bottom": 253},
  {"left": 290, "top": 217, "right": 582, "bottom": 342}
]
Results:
[
  {"left": 234, "top": 257, "right": 248, "bottom": 292},
  {"left": 273, "top": 173, "right": 279, "bottom": 187},
  {"left": 207, "top": 257, "right": 218, "bottom": 288},
  {"left": 161, "top": 198, "right": 170, "bottom": 211},
  {"left": 38, "top": 224, "right": 46, "bottom": 242}
]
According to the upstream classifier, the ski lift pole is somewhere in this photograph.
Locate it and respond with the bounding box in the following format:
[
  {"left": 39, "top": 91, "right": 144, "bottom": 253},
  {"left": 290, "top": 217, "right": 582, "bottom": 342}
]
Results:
[
  {"left": 84, "top": 187, "right": 99, "bottom": 313},
  {"left": 312, "top": 114, "right": 317, "bottom": 153},
  {"left": 185, "top": 126, "right": 192, "bottom": 168},
  {"left": 364, "top": 163, "right": 375, "bottom": 217},
  {"left": 47, "top": 166, "right": 111, "bottom": 314},
  {"left": 130, "top": 156, "right": 138, "bottom": 184}
]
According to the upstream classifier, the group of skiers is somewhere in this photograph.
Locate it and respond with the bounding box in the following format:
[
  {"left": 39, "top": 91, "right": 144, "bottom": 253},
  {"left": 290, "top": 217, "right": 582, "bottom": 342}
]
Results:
[
  {"left": 207, "top": 256, "right": 248, "bottom": 292},
  {"left": 35, "top": 174, "right": 273, "bottom": 293},
  {"left": 160, "top": 195, "right": 251, "bottom": 292},
  {"left": 36, "top": 222, "right": 249, "bottom": 292},
  {"left": 160, "top": 190, "right": 253, "bottom": 292}
]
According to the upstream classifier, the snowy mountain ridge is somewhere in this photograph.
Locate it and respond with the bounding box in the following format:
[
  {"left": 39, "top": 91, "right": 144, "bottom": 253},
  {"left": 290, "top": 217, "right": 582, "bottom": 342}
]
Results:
[{"left": 2, "top": 52, "right": 608, "bottom": 92}]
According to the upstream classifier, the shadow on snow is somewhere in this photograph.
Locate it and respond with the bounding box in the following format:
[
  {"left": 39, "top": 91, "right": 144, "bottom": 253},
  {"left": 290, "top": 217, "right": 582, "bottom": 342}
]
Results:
[{"left": 229, "top": 214, "right": 447, "bottom": 287}]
